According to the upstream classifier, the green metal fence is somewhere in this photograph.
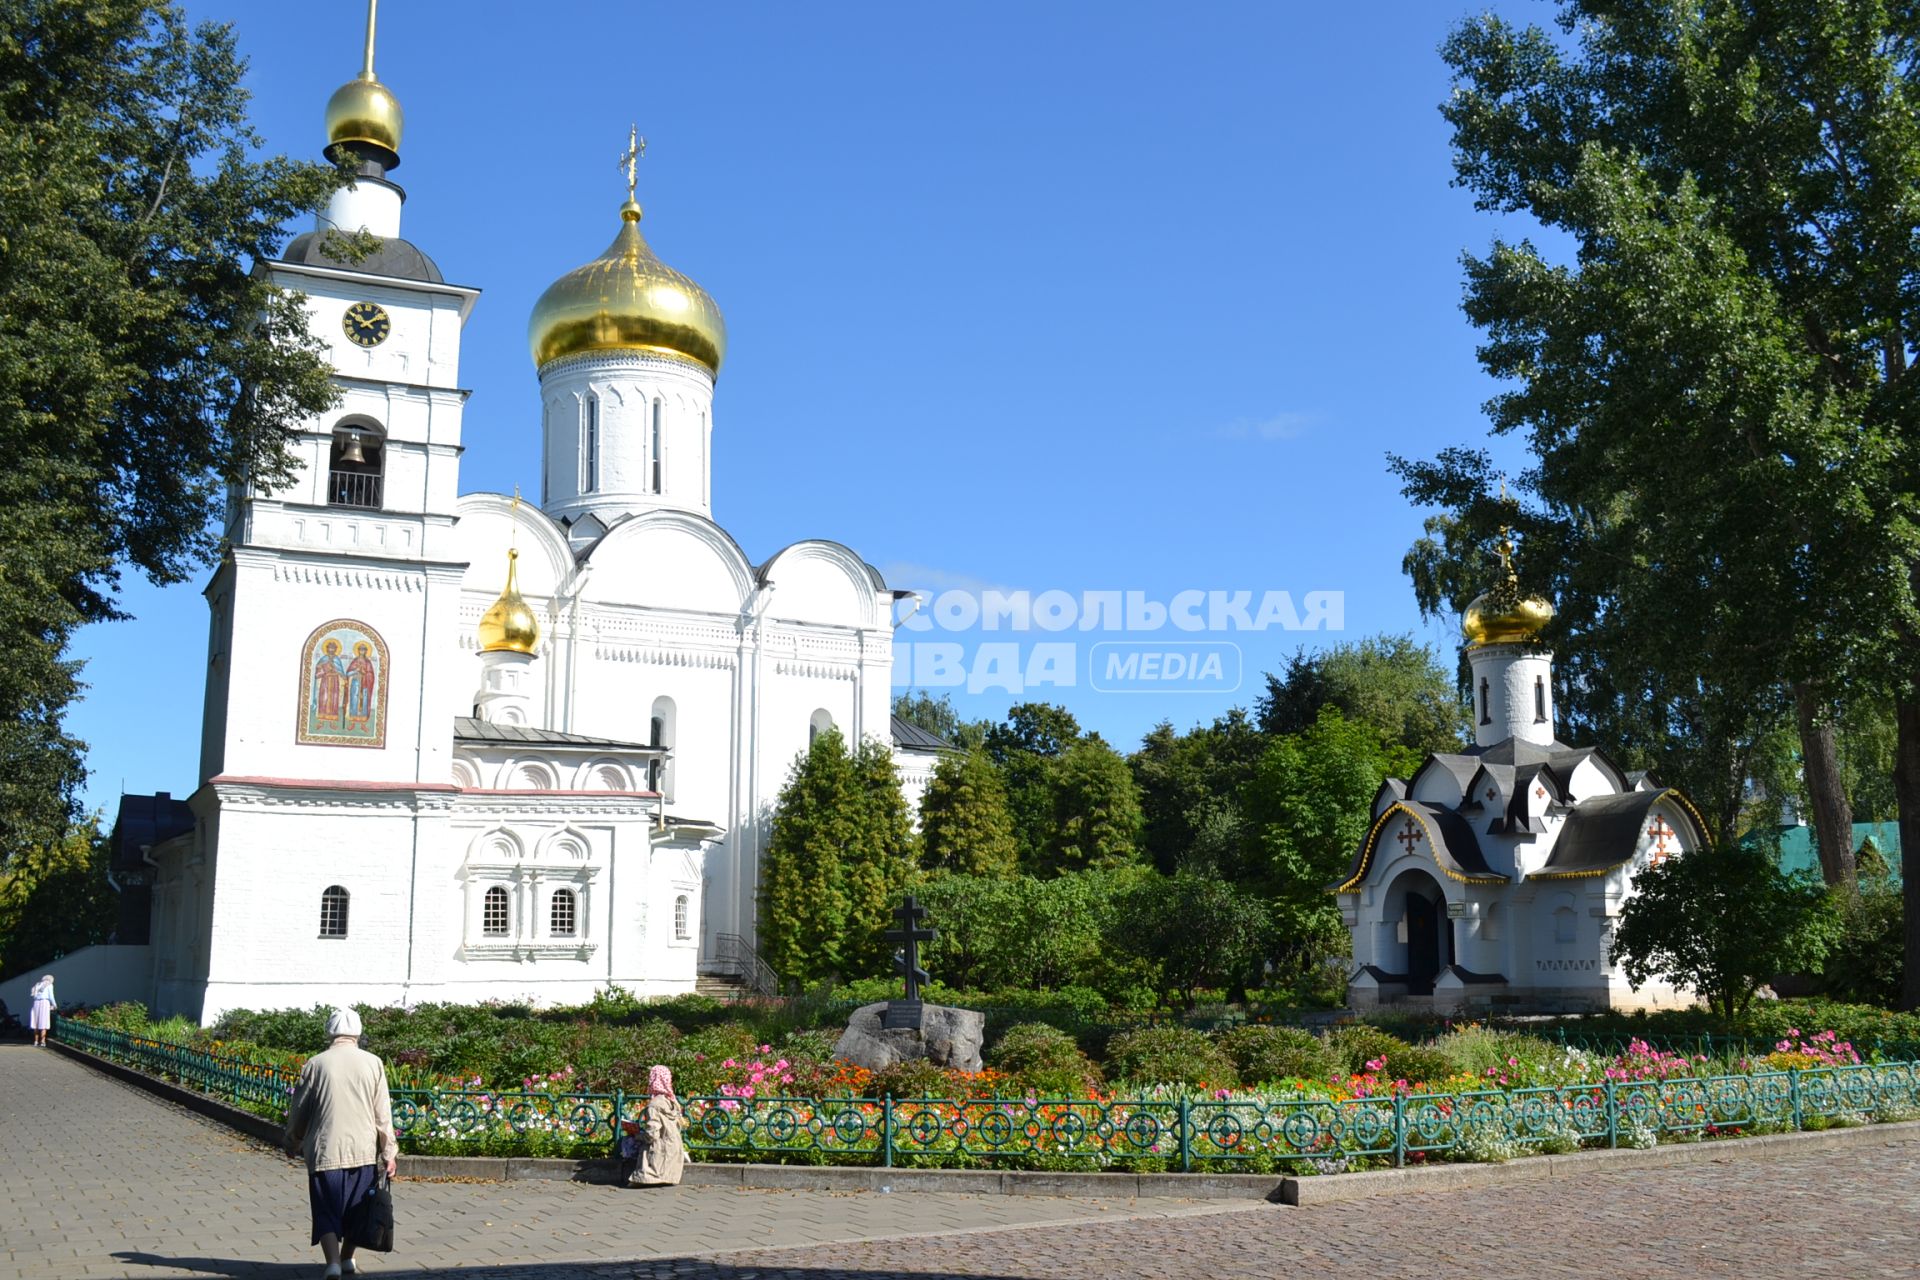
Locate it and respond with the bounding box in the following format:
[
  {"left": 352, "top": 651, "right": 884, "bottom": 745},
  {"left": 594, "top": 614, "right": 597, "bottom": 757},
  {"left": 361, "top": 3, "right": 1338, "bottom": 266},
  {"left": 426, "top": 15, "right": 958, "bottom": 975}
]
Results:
[{"left": 51, "top": 1018, "right": 1920, "bottom": 1173}]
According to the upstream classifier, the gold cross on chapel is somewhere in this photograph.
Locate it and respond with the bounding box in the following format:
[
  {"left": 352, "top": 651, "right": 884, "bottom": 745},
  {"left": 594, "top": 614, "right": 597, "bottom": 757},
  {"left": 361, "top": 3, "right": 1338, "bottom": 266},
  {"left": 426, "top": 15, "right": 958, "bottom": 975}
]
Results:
[{"left": 619, "top": 124, "right": 647, "bottom": 201}]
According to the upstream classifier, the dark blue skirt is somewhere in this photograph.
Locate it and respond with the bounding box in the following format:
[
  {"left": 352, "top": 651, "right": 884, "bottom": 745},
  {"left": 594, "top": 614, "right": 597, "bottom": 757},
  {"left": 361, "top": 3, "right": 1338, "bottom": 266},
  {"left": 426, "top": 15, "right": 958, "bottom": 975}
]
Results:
[{"left": 308, "top": 1164, "right": 378, "bottom": 1245}]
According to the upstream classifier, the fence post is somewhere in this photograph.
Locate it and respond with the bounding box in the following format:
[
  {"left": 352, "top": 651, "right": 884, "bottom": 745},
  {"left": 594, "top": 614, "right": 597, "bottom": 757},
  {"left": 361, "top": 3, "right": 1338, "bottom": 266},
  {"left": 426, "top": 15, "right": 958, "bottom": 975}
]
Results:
[
  {"left": 612, "top": 1089, "right": 624, "bottom": 1143},
  {"left": 1177, "top": 1099, "right": 1192, "bottom": 1173},
  {"left": 1789, "top": 1068, "right": 1803, "bottom": 1132},
  {"left": 1605, "top": 1080, "right": 1617, "bottom": 1149},
  {"left": 881, "top": 1095, "right": 894, "bottom": 1168},
  {"left": 1393, "top": 1093, "right": 1406, "bottom": 1169}
]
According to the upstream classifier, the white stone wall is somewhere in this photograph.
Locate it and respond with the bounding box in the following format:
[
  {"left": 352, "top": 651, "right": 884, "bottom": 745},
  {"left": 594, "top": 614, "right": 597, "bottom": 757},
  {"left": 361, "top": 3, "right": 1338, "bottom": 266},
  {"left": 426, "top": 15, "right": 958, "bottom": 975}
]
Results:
[{"left": 1467, "top": 644, "right": 1555, "bottom": 749}]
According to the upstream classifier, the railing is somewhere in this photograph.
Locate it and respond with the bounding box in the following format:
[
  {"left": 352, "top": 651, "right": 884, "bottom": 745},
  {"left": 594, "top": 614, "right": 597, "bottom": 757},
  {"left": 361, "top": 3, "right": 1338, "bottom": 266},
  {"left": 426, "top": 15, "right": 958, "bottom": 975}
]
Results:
[
  {"left": 713, "top": 932, "right": 781, "bottom": 997},
  {"left": 51, "top": 1018, "right": 1920, "bottom": 1172},
  {"left": 328, "top": 469, "right": 382, "bottom": 509}
]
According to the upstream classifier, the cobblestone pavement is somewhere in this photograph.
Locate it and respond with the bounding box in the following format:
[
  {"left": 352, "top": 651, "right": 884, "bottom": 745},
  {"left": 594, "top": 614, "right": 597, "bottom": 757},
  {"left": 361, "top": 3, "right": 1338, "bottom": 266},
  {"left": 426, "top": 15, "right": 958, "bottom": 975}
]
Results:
[
  {"left": 0, "top": 1045, "right": 1231, "bottom": 1279},
  {"left": 8, "top": 1043, "right": 1920, "bottom": 1280}
]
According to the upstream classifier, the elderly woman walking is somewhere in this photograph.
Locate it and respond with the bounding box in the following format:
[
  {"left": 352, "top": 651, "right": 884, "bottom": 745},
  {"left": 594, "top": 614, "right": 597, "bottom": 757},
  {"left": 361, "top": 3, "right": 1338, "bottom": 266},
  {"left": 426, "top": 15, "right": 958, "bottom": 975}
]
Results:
[
  {"left": 627, "top": 1063, "right": 686, "bottom": 1187},
  {"left": 27, "top": 975, "right": 55, "bottom": 1047},
  {"left": 283, "top": 1009, "right": 396, "bottom": 1279}
]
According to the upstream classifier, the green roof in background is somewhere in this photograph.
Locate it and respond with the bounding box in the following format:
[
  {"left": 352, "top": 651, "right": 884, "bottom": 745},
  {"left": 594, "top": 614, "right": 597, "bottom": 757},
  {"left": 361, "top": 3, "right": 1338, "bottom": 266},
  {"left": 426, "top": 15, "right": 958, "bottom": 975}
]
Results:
[{"left": 1742, "top": 822, "right": 1904, "bottom": 884}]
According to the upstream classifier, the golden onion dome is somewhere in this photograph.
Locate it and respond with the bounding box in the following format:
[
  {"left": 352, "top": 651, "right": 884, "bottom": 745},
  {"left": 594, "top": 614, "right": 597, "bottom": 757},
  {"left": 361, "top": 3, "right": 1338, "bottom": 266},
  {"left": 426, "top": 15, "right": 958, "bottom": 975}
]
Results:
[
  {"left": 325, "top": 74, "right": 404, "bottom": 166},
  {"left": 477, "top": 549, "right": 540, "bottom": 654},
  {"left": 527, "top": 199, "right": 726, "bottom": 375},
  {"left": 1461, "top": 530, "right": 1554, "bottom": 646}
]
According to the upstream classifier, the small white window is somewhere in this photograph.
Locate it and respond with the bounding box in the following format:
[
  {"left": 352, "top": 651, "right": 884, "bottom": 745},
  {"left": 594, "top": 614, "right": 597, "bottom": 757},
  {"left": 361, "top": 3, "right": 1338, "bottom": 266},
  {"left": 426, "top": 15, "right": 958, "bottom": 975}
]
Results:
[
  {"left": 319, "top": 885, "right": 350, "bottom": 938},
  {"left": 809, "top": 708, "right": 834, "bottom": 745},
  {"left": 674, "top": 894, "right": 689, "bottom": 940},
  {"left": 483, "top": 885, "right": 511, "bottom": 936},
  {"left": 550, "top": 888, "right": 577, "bottom": 937}
]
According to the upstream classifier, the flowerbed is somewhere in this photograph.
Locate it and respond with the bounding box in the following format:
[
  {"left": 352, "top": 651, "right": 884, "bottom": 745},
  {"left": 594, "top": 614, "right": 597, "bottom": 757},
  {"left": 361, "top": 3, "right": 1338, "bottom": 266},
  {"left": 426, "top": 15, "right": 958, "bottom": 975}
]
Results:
[{"left": 55, "top": 1011, "right": 1920, "bottom": 1173}]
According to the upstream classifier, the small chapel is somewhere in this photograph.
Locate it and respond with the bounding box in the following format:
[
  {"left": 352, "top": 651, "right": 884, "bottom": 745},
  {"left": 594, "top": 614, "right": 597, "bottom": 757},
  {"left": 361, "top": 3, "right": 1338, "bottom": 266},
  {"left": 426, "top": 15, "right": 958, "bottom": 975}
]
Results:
[
  {"left": 1334, "top": 535, "right": 1707, "bottom": 1014},
  {"left": 96, "top": 14, "right": 945, "bottom": 1025}
]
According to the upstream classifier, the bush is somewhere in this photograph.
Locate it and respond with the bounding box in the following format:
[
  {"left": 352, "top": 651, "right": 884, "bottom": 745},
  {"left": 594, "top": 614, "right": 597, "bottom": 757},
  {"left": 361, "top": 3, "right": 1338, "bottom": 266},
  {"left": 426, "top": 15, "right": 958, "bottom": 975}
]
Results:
[
  {"left": 1104, "top": 1026, "right": 1237, "bottom": 1088},
  {"left": 1820, "top": 881, "right": 1904, "bottom": 1008},
  {"left": 1217, "top": 1025, "right": 1338, "bottom": 1084},
  {"left": 870, "top": 1056, "right": 973, "bottom": 1100},
  {"left": 1327, "top": 1024, "right": 1411, "bottom": 1074},
  {"left": 81, "top": 1002, "right": 154, "bottom": 1034},
  {"left": 988, "top": 1022, "right": 1104, "bottom": 1097}
]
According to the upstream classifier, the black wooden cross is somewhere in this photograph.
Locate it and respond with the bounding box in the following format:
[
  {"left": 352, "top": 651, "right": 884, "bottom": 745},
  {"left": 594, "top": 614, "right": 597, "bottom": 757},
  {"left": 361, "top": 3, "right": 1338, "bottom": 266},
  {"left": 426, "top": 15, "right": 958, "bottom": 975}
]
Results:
[{"left": 882, "top": 894, "right": 937, "bottom": 1030}]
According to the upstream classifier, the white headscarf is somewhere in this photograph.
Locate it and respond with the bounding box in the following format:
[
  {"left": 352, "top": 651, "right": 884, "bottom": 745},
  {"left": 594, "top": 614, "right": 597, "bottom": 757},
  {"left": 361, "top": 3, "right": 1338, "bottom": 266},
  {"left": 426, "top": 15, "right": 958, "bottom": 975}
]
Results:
[
  {"left": 31, "top": 975, "right": 53, "bottom": 998},
  {"left": 325, "top": 1007, "right": 362, "bottom": 1039}
]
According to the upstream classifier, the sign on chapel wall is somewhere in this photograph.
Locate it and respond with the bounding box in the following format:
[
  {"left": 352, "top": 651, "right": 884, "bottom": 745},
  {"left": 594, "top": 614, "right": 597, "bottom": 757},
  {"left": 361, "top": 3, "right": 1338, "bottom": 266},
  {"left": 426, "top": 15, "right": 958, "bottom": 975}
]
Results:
[{"left": 296, "top": 618, "right": 390, "bottom": 748}]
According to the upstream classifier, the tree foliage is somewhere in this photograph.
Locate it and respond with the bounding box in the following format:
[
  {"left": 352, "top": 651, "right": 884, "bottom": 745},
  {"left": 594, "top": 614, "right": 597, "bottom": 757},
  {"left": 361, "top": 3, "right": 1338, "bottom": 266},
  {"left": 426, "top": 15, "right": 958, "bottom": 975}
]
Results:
[
  {"left": 891, "top": 691, "right": 988, "bottom": 751},
  {"left": 1612, "top": 843, "right": 1839, "bottom": 1020},
  {"left": 1110, "top": 870, "right": 1270, "bottom": 1011},
  {"left": 916, "top": 868, "right": 1146, "bottom": 995},
  {"left": 919, "top": 748, "right": 1019, "bottom": 877},
  {"left": 1256, "top": 635, "right": 1466, "bottom": 756},
  {"left": 0, "top": 2, "right": 340, "bottom": 859},
  {"left": 1040, "top": 737, "right": 1143, "bottom": 875},
  {"left": 0, "top": 816, "right": 115, "bottom": 981},
  {"left": 758, "top": 728, "right": 917, "bottom": 984}
]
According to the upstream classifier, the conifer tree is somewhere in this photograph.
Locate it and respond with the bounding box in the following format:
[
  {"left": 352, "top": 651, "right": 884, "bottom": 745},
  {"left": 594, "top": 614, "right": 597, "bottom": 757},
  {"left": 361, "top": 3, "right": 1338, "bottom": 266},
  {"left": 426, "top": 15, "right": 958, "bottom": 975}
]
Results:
[
  {"left": 757, "top": 728, "right": 858, "bottom": 983},
  {"left": 920, "top": 749, "right": 1019, "bottom": 877}
]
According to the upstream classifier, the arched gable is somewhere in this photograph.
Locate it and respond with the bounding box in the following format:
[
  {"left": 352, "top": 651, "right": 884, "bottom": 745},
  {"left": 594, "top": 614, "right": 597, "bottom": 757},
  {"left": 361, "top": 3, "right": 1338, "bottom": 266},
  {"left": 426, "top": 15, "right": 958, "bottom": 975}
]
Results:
[
  {"left": 455, "top": 492, "right": 573, "bottom": 599},
  {"left": 581, "top": 508, "right": 753, "bottom": 614},
  {"left": 1334, "top": 801, "right": 1509, "bottom": 893},
  {"left": 757, "top": 540, "right": 885, "bottom": 629}
]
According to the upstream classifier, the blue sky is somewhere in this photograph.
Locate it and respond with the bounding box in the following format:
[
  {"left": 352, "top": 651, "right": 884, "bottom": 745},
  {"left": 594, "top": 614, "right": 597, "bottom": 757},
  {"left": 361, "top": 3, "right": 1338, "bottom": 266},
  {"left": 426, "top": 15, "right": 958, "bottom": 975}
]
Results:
[{"left": 72, "top": 0, "right": 1545, "bottom": 811}]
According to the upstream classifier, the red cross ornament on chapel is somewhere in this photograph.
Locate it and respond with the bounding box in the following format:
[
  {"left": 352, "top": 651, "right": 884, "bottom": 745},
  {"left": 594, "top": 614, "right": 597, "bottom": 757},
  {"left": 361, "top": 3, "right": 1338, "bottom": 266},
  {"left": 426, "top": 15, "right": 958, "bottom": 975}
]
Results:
[
  {"left": 1647, "top": 816, "right": 1676, "bottom": 865},
  {"left": 1398, "top": 820, "right": 1421, "bottom": 854}
]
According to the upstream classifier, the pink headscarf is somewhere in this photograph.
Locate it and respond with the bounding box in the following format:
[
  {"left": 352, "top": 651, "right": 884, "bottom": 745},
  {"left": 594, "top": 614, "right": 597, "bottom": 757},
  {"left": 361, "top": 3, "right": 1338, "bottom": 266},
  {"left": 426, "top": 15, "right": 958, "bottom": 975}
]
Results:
[{"left": 649, "top": 1064, "right": 674, "bottom": 1096}]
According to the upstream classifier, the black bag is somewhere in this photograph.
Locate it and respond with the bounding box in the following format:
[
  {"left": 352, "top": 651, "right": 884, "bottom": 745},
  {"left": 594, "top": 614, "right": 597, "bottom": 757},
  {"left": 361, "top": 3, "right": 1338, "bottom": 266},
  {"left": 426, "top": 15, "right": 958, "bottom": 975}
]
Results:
[{"left": 348, "top": 1169, "right": 395, "bottom": 1253}]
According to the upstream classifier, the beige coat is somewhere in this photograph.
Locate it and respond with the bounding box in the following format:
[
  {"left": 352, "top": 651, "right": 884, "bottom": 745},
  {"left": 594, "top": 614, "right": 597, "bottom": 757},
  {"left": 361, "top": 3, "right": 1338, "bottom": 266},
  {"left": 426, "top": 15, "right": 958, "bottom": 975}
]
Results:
[
  {"left": 631, "top": 1093, "right": 685, "bottom": 1186},
  {"left": 284, "top": 1040, "right": 397, "bottom": 1173}
]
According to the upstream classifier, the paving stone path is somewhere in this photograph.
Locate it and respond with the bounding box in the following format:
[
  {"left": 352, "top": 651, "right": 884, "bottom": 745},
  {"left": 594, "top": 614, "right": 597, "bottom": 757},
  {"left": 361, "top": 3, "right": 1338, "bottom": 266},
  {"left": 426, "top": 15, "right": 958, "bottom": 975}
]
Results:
[{"left": 6, "top": 1041, "right": 1920, "bottom": 1279}]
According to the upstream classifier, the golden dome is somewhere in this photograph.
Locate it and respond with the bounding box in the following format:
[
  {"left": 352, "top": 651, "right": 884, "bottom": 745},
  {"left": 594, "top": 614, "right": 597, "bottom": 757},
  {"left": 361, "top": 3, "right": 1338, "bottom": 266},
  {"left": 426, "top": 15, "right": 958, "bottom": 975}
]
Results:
[
  {"left": 325, "top": 74, "right": 404, "bottom": 165},
  {"left": 477, "top": 550, "right": 540, "bottom": 654},
  {"left": 527, "top": 200, "right": 726, "bottom": 374},
  {"left": 1462, "top": 585, "right": 1555, "bottom": 646},
  {"left": 1461, "top": 530, "right": 1554, "bottom": 646}
]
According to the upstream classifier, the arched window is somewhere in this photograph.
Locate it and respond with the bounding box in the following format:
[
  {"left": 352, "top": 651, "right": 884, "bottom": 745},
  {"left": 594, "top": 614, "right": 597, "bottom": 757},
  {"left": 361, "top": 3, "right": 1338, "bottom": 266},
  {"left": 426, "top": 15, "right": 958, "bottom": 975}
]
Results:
[
  {"left": 651, "top": 399, "right": 664, "bottom": 493},
  {"left": 809, "top": 708, "right": 835, "bottom": 746},
  {"left": 550, "top": 888, "right": 577, "bottom": 937},
  {"left": 674, "top": 894, "right": 689, "bottom": 940},
  {"left": 1534, "top": 675, "right": 1547, "bottom": 723},
  {"left": 319, "top": 885, "right": 350, "bottom": 938},
  {"left": 483, "top": 885, "right": 511, "bottom": 936},
  {"left": 328, "top": 420, "right": 384, "bottom": 509},
  {"left": 1478, "top": 678, "right": 1491, "bottom": 726},
  {"left": 1480, "top": 901, "right": 1501, "bottom": 943},
  {"left": 582, "top": 394, "right": 600, "bottom": 493},
  {"left": 1553, "top": 906, "right": 1576, "bottom": 945}
]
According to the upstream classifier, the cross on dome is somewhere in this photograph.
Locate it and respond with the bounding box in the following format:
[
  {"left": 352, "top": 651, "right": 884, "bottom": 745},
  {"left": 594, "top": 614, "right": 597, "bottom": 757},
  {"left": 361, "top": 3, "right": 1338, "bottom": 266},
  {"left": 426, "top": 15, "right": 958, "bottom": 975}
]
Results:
[{"left": 619, "top": 124, "right": 647, "bottom": 204}]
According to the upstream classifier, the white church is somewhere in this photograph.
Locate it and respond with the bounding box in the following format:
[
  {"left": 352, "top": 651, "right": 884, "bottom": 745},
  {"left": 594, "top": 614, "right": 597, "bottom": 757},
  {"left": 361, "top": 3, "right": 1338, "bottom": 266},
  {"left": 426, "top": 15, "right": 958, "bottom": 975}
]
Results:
[
  {"left": 1334, "top": 539, "right": 1705, "bottom": 1013},
  {"left": 83, "top": 25, "right": 944, "bottom": 1025}
]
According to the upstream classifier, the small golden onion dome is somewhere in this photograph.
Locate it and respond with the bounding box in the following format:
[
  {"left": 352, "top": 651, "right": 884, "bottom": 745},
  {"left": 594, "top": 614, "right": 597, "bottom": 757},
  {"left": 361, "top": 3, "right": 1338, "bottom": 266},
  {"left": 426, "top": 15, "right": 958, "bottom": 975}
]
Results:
[
  {"left": 527, "top": 200, "right": 726, "bottom": 375},
  {"left": 1462, "top": 584, "right": 1555, "bottom": 646},
  {"left": 325, "top": 74, "right": 404, "bottom": 164},
  {"left": 477, "top": 549, "right": 540, "bottom": 654}
]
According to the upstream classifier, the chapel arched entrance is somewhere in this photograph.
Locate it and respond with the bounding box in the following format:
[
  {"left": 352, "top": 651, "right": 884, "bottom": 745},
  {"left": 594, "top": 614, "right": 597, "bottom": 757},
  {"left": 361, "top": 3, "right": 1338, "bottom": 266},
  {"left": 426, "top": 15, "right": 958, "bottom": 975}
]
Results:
[{"left": 1386, "top": 868, "right": 1452, "bottom": 996}]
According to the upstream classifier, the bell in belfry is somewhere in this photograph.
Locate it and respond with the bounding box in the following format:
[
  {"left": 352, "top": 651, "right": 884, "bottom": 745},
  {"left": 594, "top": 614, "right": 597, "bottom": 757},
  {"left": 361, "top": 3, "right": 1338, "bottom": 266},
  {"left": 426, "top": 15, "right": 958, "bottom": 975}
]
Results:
[{"left": 337, "top": 431, "right": 368, "bottom": 465}]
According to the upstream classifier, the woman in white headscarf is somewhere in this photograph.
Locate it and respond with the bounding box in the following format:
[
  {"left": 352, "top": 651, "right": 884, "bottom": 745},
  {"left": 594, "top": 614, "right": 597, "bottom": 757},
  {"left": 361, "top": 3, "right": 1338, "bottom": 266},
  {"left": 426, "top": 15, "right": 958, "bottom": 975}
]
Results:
[
  {"left": 283, "top": 1008, "right": 395, "bottom": 1279},
  {"left": 27, "top": 975, "right": 55, "bottom": 1048}
]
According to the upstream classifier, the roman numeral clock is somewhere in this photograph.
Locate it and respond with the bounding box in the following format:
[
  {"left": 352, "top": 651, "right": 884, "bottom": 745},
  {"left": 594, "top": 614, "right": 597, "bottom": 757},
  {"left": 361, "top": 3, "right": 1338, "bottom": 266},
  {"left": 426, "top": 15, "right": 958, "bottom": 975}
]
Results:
[{"left": 342, "top": 300, "right": 391, "bottom": 347}]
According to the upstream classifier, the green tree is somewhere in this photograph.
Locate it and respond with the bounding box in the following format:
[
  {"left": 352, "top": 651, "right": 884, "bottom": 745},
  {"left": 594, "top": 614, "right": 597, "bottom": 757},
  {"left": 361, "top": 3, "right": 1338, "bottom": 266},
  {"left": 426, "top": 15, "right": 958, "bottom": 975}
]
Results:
[
  {"left": 1243, "top": 707, "right": 1420, "bottom": 968},
  {"left": 983, "top": 702, "right": 1081, "bottom": 866},
  {"left": 920, "top": 748, "right": 1019, "bottom": 876},
  {"left": 1130, "top": 709, "right": 1266, "bottom": 876},
  {"left": 1611, "top": 844, "right": 1839, "bottom": 1020},
  {"left": 1041, "top": 737, "right": 1142, "bottom": 876},
  {"left": 839, "top": 735, "right": 920, "bottom": 978},
  {"left": 758, "top": 728, "right": 859, "bottom": 983},
  {"left": 1256, "top": 635, "right": 1467, "bottom": 756},
  {"left": 1398, "top": 4, "right": 1920, "bottom": 995},
  {"left": 0, "top": 816, "right": 115, "bottom": 980},
  {"left": 0, "top": 2, "right": 342, "bottom": 860},
  {"left": 1110, "top": 870, "right": 1270, "bottom": 1011}
]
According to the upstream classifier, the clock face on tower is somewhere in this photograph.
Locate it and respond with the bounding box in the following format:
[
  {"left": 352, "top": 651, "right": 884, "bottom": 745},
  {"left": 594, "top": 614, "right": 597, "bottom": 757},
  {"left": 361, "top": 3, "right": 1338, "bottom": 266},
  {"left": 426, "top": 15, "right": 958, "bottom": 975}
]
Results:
[{"left": 342, "top": 301, "right": 391, "bottom": 348}]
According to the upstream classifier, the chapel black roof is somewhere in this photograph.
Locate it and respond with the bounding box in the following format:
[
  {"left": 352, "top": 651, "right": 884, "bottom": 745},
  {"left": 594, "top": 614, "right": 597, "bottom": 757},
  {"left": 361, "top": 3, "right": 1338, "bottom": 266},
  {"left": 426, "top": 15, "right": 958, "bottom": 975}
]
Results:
[
  {"left": 890, "top": 714, "right": 955, "bottom": 753},
  {"left": 1534, "top": 789, "right": 1701, "bottom": 877}
]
